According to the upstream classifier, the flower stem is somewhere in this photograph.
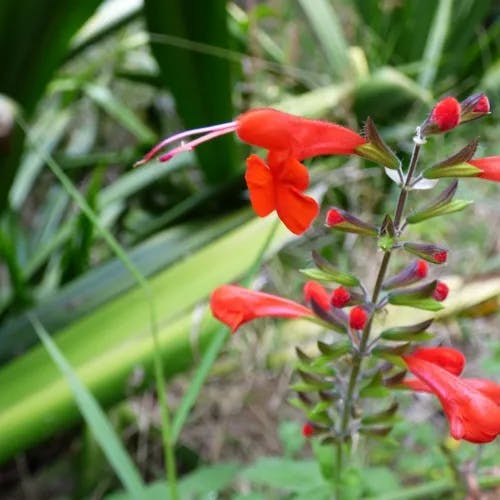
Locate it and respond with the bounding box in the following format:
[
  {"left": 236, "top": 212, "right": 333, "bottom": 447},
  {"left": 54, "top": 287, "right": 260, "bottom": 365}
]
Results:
[{"left": 334, "top": 136, "right": 423, "bottom": 491}]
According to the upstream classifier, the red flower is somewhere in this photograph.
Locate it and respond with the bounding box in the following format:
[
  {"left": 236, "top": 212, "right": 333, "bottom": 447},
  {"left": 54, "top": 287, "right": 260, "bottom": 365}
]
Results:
[
  {"left": 245, "top": 153, "right": 319, "bottom": 234},
  {"left": 236, "top": 108, "right": 367, "bottom": 160},
  {"left": 468, "top": 157, "right": 500, "bottom": 182},
  {"left": 331, "top": 287, "right": 351, "bottom": 308},
  {"left": 303, "top": 281, "right": 331, "bottom": 311},
  {"left": 403, "top": 350, "right": 500, "bottom": 443},
  {"left": 136, "top": 108, "right": 367, "bottom": 234},
  {"left": 349, "top": 306, "right": 368, "bottom": 330},
  {"left": 210, "top": 285, "right": 312, "bottom": 334}
]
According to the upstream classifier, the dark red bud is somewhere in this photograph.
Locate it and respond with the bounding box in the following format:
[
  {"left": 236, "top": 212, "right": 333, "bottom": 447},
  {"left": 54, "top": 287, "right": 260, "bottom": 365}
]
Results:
[
  {"left": 432, "top": 281, "right": 449, "bottom": 301},
  {"left": 349, "top": 306, "right": 368, "bottom": 330},
  {"left": 473, "top": 95, "right": 490, "bottom": 113},
  {"left": 433, "top": 251, "right": 448, "bottom": 264},
  {"left": 331, "top": 287, "right": 351, "bottom": 308},
  {"left": 416, "top": 260, "right": 429, "bottom": 278},
  {"left": 325, "top": 209, "right": 345, "bottom": 226}
]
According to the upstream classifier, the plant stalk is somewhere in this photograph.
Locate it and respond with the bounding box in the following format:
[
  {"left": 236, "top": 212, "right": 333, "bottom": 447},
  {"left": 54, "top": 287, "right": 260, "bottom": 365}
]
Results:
[{"left": 334, "top": 136, "right": 423, "bottom": 494}]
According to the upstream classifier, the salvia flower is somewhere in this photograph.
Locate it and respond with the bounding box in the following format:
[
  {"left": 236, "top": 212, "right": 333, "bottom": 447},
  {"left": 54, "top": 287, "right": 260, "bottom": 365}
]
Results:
[
  {"left": 349, "top": 306, "right": 368, "bottom": 330},
  {"left": 403, "top": 349, "right": 500, "bottom": 443},
  {"left": 422, "top": 97, "right": 461, "bottom": 135},
  {"left": 424, "top": 156, "right": 500, "bottom": 182},
  {"left": 210, "top": 285, "right": 312, "bottom": 334},
  {"left": 136, "top": 108, "right": 371, "bottom": 234}
]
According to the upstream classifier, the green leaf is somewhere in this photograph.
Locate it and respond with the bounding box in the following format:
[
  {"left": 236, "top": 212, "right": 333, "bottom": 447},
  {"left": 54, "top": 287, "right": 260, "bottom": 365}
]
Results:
[
  {"left": 317, "top": 340, "right": 351, "bottom": 360},
  {"left": 418, "top": 0, "right": 453, "bottom": 89},
  {"left": 380, "top": 318, "right": 435, "bottom": 341},
  {"left": 297, "top": 0, "right": 351, "bottom": 79},
  {"left": 30, "top": 315, "right": 145, "bottom": 497},
  {"left": 83, "top": 83, "right": 156, "bottom": 144},
  {"left": 0, "top": 0, "right": 102, "bottom": 211},
  {"left": 359, "top": 371, "right": 391, "bottom": 398},
  {"left": 300, "top": 268, "right": 360, "bottom": 287}
]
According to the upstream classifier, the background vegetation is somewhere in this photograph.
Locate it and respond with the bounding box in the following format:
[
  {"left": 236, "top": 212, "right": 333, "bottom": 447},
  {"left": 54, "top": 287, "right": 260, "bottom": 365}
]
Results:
[{"left": 0, "top": 0, "right": 499, "bottom": 498}]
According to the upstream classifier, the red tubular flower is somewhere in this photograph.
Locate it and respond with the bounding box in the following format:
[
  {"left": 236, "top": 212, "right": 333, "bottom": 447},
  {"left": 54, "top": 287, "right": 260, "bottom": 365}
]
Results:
[
  {"left": 303, "top": 281, "right": 331, "bottom": 311},
  {"left": 236, "top": 108, "right": 367, "bottom": 160},
  {"left": 432, "top": 281, "right": 449, "bottom": 301},
  {"left": 403, "top": 353, "right": 500, "bottom": 443},
  {"left": 349, "top": 306, "right": 368, "bottom": 330},
  {"left": 136, "top": 108, "right": 368, "bottom": 234},
  {"left": 331, "top": 287, "right": 351, "bottom": 308},
  {"left": 245, "top": 153, "right": 319, "bottom": 234},
  {"left": 382, "top": 259, "right": 429, "bottom": 290},
  {"left": 210, "top": 285, "right": 312, "bottom": 334},
  {"left": 468, "top": 157, "right": 500, "bottom": 182}
]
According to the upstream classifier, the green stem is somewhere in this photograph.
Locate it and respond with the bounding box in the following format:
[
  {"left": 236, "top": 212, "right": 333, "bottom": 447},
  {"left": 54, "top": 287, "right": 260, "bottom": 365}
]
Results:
[{"left": 336, "top": 134, "right": 423, "bottom": 483}]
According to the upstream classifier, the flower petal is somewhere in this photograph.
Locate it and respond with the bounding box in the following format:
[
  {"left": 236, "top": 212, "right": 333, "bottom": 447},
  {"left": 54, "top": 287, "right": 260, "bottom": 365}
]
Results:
[
  {"left": 403, "top": 354, "right": 500, "bottom": 443},
  {"left": 245, "top": 155, "right": 275, "bottom": 216},
  {"left": 469, "top": 157, "right": 500, "bottom": 182},
  {"left": 276, "top": 185, "right": 319, "bottom": 235}
]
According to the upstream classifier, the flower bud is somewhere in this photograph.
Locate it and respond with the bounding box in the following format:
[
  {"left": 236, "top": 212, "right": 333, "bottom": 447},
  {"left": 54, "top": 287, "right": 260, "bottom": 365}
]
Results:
[
  {"left": 349, "top": 306, "right": 368, "bottom": 330},
  {"left": 302, "top": 422, "right": 315, "bottom": 438},
  {"left": 403, "top": 242, "right": 448, "bottom": 264},
  {"left": 382, "top": 260, "right": 429, "bottom": 290},
  {"left": 325, "top": 208, "right": 378, "bottom": 236},
  {"left": 432, "top": 281, "right": 449, "bottom": 301},
  {"left": 422, "top": 97, "right": 461, "bottom": 135},
  {"left": 460, "top": 93, "right": 491, "bottom": 123},
  {"left": 331, "top": 287, "right": 351, "bottom": 308}
]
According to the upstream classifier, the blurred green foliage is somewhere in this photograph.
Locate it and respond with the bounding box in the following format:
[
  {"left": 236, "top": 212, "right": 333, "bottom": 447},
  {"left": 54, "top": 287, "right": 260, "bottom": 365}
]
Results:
[{"left": 0, "top": 0, "right": 499, "bottom": 497}]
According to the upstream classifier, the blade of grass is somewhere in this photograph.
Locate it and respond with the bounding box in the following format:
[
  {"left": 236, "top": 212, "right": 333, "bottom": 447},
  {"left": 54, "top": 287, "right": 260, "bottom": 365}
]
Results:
[
  {"left": 16, "top": 113, "right": 179, "bottom": 500},
  {"left": 297, "top": 0, "right": 351, "bottom": 80},
  {"left": 84, "top": 83, "right": 156, "bottom": 144},
  {"left": 418, "top": 0, "right": 453, "bottom": 89},
  {"left": 171, "top": 220, "right": 280, "bottom": 442},
  {"left": 30, "top": 314, "right": 145, "bottom": 497}
]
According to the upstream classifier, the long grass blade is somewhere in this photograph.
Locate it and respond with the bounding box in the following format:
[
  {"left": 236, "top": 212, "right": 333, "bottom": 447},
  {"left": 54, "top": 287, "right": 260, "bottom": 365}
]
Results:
[
  {"left": 297, "top": 0, "right": 351, "bottom": 79},
  {"left": 418, "top": 0, "right": 453, "bottom": 89},
  {"left": 29, "top": 314, "right": 145, "bottom": 497}
]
